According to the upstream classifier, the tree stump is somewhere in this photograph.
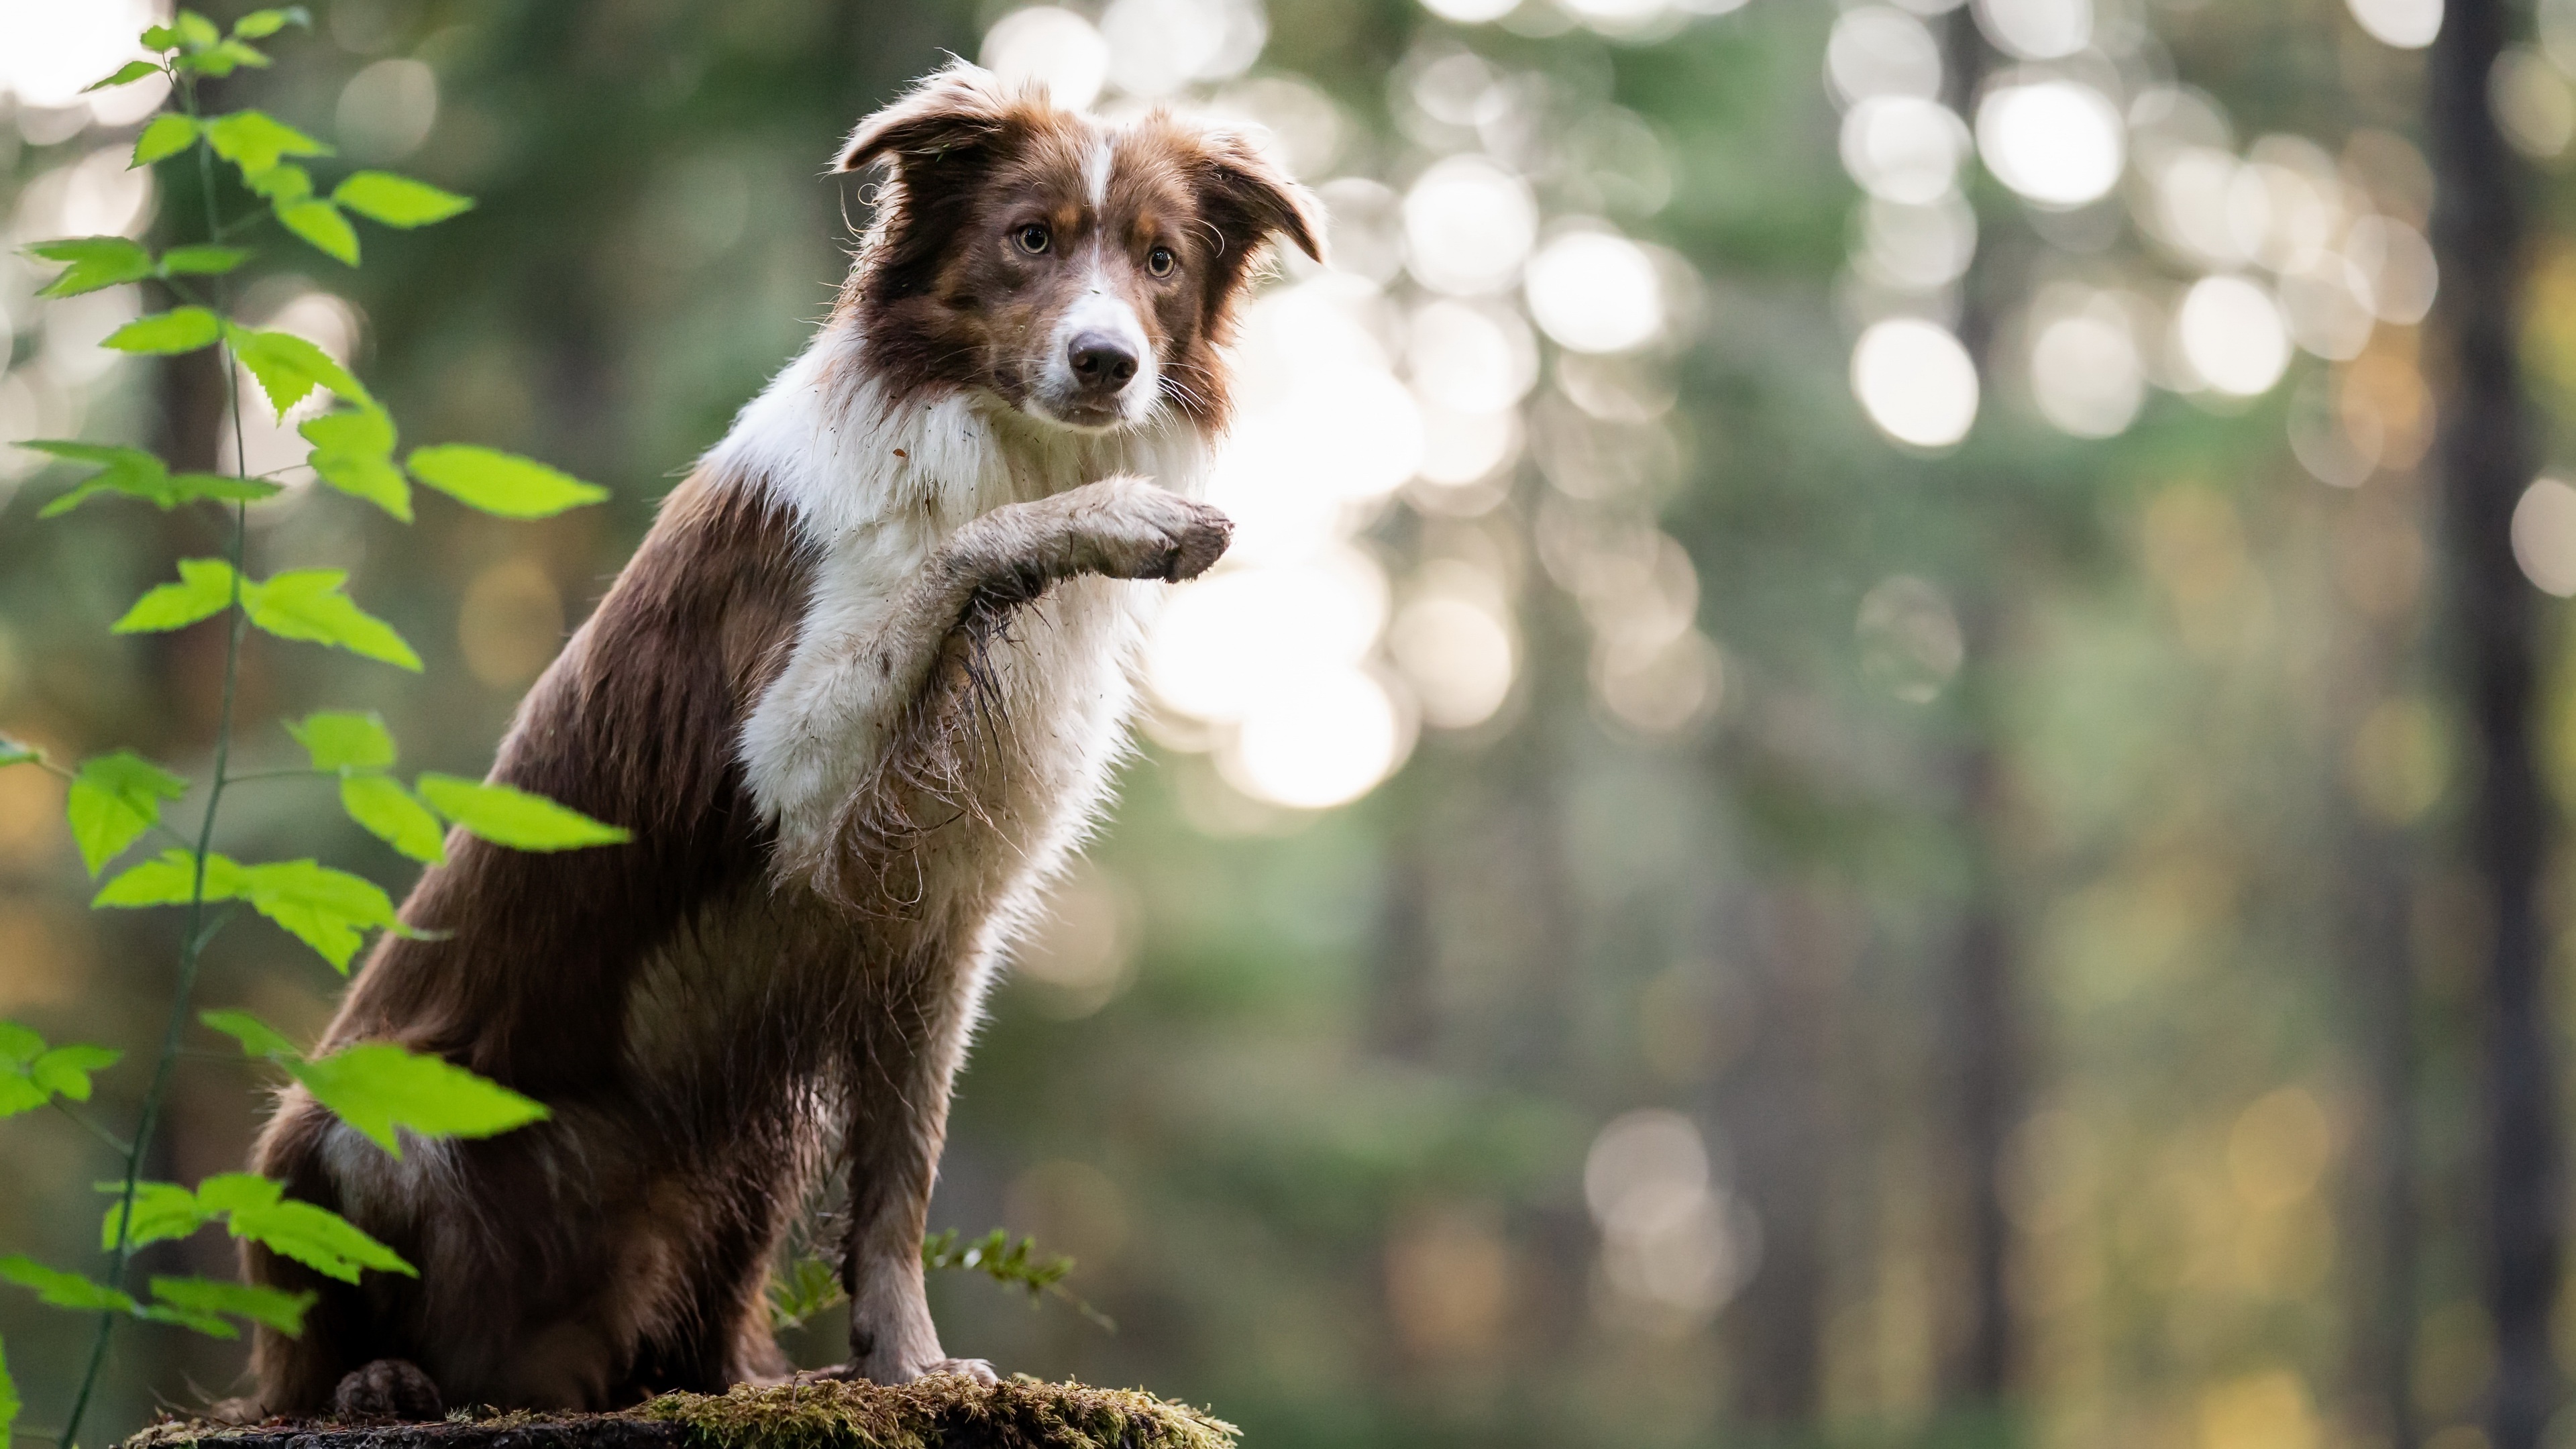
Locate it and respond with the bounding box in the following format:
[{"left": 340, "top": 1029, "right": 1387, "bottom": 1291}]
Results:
[{"left": 126, "top": 1379, "right": 1238, "bottom": 1449}]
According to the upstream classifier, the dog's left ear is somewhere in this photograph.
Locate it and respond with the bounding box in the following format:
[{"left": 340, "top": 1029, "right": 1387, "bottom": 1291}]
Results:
[
  {"left": 1197, "top": 131, "right": 1327, "bottom": 264},
  {"left": 834, "top": 60, "right": 1021, "bottom": 175}
]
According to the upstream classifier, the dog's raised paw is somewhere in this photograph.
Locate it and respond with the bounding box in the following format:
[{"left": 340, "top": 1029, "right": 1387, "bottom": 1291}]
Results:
[{"left": 333, "top": 1358, "right": 444, "bottom": 1423}]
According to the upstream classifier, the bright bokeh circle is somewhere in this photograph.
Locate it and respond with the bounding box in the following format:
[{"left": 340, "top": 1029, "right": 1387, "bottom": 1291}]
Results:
[{"left": 1851, "top": 318, "right": 1980, "bottom": 448}]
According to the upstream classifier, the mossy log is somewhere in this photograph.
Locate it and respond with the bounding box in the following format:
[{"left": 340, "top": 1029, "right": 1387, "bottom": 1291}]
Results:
[{"left": 125, "top": 1379, "right": 1238, "bottom": 1449}]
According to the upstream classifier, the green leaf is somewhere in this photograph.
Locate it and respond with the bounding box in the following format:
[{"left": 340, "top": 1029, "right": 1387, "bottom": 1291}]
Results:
[
  {"left": 0, "top": 1256, "right": 138, "bottom": 1314},
  {"left": 201, "top": 1011, "right": 299, "bottom": 1060},
  {"left": 232, "top": 7, "right": 311, "bottom": 39},
  {"left": 276, "top": 199, "right": 358, "bottom": 266},
  {"left": 150, "top": 1276, "right": 313, "bottom": 1336},
  {"left": 103, "top": 307, "right": 222, "bottom": 356},
  {"left": 1, "top": 1334, "right": 18, "bottom": 1449},
  {"left": 226, "top": 323, "right": 368, "bottom": 419},
  {"left": 341, "top": 776, "right": 447, "bottom": 865},
  {"left": 0, "top": 737, "right": 34, "bottom": 768},
  {"left": 768, "top": 1254, "right": 847, "bottom": 1331},
  {"left": 100, "top": 1182, "right": 213, "bottom": 1252},
  {"left": 203, "top": 111, "right": 328, "bottom": 177},
  {"left": 235, "top": 860, "right": 398, "bottom": 971},
  {"left": 138, "top": 1300, "right": 237, "bottom": 1338},
  {"left": 417, "top": 775, "right": 631, "bottom": 851},
  {"left": 225, "top": 1195, "right": 414, "bottom": 1284},
  {"left": 93, "top": 849, "right": 248, "bottom": 908},
  {"left": 114, "top": 557, "right": 239, "bottom": 634},
  {"left": 244, "top": 162, "right": 313, "bottom": 204},
  {"left": 29, "top": 1046, "right": 119, "bottom": 1102},
  {"left": 142, "top": 23, "right": 180, "bottom": 50},
  {"left": 180, "top": 38, "right": 274, "bottom": 78},
  {"left": 67, "top": 751, "right": 188, "bottom": 876},
  {"left": 29, "top": 441, "right": 282, "bottom": 517},
  {"left": 28, "top": 237, "right": 152, "bottom": 298},
  {"left": 131, "top": 113, "right": 199, "bottom": 168},
  {"left": 162, "top": 244, "right": 252, "bottom": 276},
  {"left": 405, "top": 445, "right": 608, "bottom": 519},
  {"left": 302, "top": 408, "right": 410, "bottom": 520},
  {"left": 87, "top": 60, "right": 164, "bottom": 91},
  {"left": 332, "top": 172, "right": 474, "bottom": 229},
  {"left": 296, "top": 1043, "right": 549, "bottom": 1155},
  {"left": 1, "top": 1025, "right": 121, "bottom": 1118},
  {"left": 243, "top": 570, "right": 421, "bottom": 671},
  {"left": 288, "top": 711, "right": 396, "bottom": 771},
  {"left": 174, "top": 11, "right": 221, "bottom": 48}
]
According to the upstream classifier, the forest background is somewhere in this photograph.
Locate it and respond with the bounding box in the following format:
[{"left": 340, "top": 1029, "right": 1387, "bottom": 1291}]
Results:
[{"left": 0, "top": 0, "right": 2555, "bottom": 1447}]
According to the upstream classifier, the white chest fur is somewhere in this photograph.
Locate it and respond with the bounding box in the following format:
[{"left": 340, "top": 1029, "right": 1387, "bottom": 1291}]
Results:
[{"left": 718, "top": 325, "right": 1210, "bottom": 887}]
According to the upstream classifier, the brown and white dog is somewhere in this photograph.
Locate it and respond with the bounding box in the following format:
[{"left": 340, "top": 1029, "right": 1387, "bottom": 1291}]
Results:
[{"left": 240, "top": 62, "right": 1321, "bottom": 1412}]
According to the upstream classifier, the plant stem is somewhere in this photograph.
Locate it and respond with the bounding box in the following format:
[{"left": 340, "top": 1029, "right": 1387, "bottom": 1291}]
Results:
[
  {"left": 50, "top": 1099, "right": 133, "bottom": 1159},
  {"left": 59, "top": 72, "right": 250, "bottom": 1449}
]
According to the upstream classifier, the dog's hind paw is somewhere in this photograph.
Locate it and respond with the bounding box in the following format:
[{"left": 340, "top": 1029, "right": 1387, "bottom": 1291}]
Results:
[{"left": 333, "top": 1358, "right": 445, "bottom": 1423}]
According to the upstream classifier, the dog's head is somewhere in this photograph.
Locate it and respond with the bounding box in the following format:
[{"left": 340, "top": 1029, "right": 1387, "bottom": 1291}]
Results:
[{"left": 834, "top": 62, "right": 1324, "bottom": 434}]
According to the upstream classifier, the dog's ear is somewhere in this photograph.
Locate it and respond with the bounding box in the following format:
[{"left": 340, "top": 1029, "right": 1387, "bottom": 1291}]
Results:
[
  {"left": 1195, "top": 131, "right": 1327, "bottom": 264},
  {"left": 833, "top": 61, "right": 1021, "bottom": 176}
]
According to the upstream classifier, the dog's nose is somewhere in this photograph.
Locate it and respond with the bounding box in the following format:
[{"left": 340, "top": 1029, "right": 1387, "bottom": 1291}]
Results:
[{"left": 1067, "top": 332, "right": 1139, "bottom": 392}]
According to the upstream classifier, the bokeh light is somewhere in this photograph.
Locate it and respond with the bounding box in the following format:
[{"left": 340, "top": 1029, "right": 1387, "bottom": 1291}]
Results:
[
  {"left": 0, "top": 0, "right": 160, "bottom": 113},
  {"left": 1524, "top": 231, "right": 1664, "bottom": 354},
  {"left": 1100, "top": 0, "right": 1265, "bottom": 98},
  {"left": 1840, "top": 97, "right": 1973, "bottom": 206},
  {"left": 981, "top": 7, "right": 1113, "bottom": 111},
  {"left": 1852, "top": 317, "right": 1981, "bottom": 448},
  {"left": 2346, "top": 0, "right": 2442, "bottom": 49},
  {"left": 2176, "top": 275, "right": 2292, "bottom": 397},
  {"left": 2029, "top": 293, "right": 2146, "bottom": 438},
  {"left": 1976, "top": 80, "right": 2125, "bottom": 209},
  {"left": 1404, "top": 155, "right": 1540, "bottom": 297},
  {"left": 1222, "top": 667, "right": 1407, "bottom": 808},
  {"left": 1973, "top": 0, "right": 2091, "bottom": 60},
  {"left": 2512, "top": 477, "right": 2576, "bottom": 597},
  {"left": 1827, "top": 7, "right": 1944, "bottom": 107}
]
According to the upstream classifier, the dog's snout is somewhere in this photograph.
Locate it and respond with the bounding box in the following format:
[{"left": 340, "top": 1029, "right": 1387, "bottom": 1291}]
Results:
[{"left": 1067, "top": 332, "right": 1139, "bottom": 392}]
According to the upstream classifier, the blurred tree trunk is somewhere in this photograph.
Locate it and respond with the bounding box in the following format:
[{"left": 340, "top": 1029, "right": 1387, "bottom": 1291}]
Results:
[
  {"left": 2350, "top": 820, "right": 2420, "bottom": 1449},
  {"left": 2424, "top": 3, "right": 2562, "bottom": 1447},
  {"left": 1937, "top": 13, "right": 2020, "bottom": 1415}
]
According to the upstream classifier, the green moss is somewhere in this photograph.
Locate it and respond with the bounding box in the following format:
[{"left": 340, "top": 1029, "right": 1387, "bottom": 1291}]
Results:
[
  {"left": 639, "top": 1377, "right": 1238, "bottom": 1449},
  {"left": 124, "top": 1378, "right": 1236, "bottom": 1449}
]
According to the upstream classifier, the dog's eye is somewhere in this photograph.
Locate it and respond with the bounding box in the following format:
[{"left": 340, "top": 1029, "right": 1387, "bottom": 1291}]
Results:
[
  {"left": 1014, "top": 224, "right": 1051, "bottom": 256},
  {"left": 1146, "top": 246, "right": 1176, "bottom": 278}
]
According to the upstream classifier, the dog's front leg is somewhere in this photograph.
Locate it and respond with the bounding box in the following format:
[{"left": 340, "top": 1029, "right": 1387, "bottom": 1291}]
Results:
[{"left": 741, "top": 473, "right": 1228, "bottom": 876}]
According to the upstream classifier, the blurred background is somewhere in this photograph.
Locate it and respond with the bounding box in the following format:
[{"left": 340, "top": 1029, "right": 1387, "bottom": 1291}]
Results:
[{"left": 1, "top": 0, "right": 2567, "bottom": 1445}]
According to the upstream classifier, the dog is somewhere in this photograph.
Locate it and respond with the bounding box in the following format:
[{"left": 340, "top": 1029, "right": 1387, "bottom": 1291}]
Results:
[{"left": 239, "top": 61, "right": 1322, "bottom": 1413}]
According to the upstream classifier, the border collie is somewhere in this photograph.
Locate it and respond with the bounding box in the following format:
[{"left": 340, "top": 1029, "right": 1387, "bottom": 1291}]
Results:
[{"left": 242, "top": 60, "right": 1322, "bottom": 1412}]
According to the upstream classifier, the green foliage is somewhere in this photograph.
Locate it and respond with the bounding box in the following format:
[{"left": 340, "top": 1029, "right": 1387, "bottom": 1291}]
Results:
[
  {"left": 101, "top": 307, "right": 221, "bottom": 356},
  {"left": 203, "top": 1011, "right": 548, "bottom": 1155},
  {"left": 66, "top": 751, "right": 186, "bottom": 876},
  {"left": 0, "top": 1334, "right": 16, "bottom": 1449},
  {"left": 297, "top": 1044, "right": 551, "bottom": 1153},
  {"left": 407, "top": 444, "right": 610, "bottom": 518},
  {"left": 769, "top": 1254, "right": 847, "bottom": 1331},
  {"left": 147, "top": 1276, "right": 314, "bottom": 1336},
  {"left": 0, "top": 1024, "right": 121, "bottom": 1118},
  {"left": 276, "top": 198, "right": 359, "bottom": 266},
  {"left": 301, "top": 406, "right": 410, "bottom": 519},
  {"left": 113, "top": 558, "right": 238, "bottom": 633},
  {"left": 288, "top": 710, "right": 398, "bottom": 770},
  {"left": 335, "top": 172, "right": 474, "bottom": 227},
  {"left": 241, "top": 569, "right": 421, "bottom": 670},
  {"left": 226, "top": 321, "right": 368, "bottom": 417},
  {"left": 161, "top": 244, "right": 250, "bottom": 276},
  {"left": 417, "top": 774, "right": 632, "bottom": 849},
  {"left": 0, "top": 1256, "right": 138, "bottom": 1313},
  {"left": 203, "top": 111, "right": 330, "bottom": 176},
  {"left": 87, "top": 60, "right": 164, "bottom": 92},
  {"left": 99, "top": 1182, "right": 210, "bottom": 1251},
  {"left": 27, "top": 237, "right": 152, "bottom": 298},
  {"left": 11, "top": 19, "right": 618, "bottom": 1438},
  {"left": 131, "top": 113, "right": 197, "bottom": 166},
  {"left": 26, "top": 443, "right": 278, "bottom": 517}
]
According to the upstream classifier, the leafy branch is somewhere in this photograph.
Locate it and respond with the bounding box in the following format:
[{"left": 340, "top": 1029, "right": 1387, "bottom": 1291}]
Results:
[
  {"left": 767, "top": 1232, "right": 1116, "bottom": 1335},
  {"left": 1, "top": 11, "right": 629, "bottom": 1446}
]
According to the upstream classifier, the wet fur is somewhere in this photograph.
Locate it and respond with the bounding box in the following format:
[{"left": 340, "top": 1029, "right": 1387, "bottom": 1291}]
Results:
[{"left": 242, "top": 64, "right": 1319, "bottom": 1413}]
